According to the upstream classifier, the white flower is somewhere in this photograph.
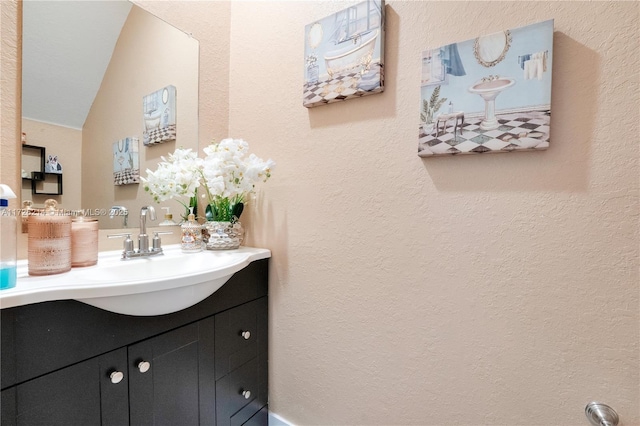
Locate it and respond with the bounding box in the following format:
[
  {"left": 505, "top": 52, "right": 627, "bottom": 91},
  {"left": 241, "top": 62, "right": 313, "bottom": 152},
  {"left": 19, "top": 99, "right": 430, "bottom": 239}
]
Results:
[
  {"left": 142, "top": 140, "right": 275, "bottom": 220},
  {"left": 141, "top": 148, "right": 200, "bottom": 202}
]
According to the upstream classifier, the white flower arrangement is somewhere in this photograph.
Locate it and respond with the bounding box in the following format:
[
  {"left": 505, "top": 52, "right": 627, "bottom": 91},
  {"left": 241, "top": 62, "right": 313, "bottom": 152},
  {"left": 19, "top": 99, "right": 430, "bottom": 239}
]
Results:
[{"left": 142, "top": 138, "right": 274, "bottom": 222}]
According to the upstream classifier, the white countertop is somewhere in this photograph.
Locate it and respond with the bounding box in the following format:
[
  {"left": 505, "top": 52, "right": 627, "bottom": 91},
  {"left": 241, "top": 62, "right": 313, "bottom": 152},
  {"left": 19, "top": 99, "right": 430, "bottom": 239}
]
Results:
[{"left": 0, "top": 245, "right": 271, "bottom": 315}]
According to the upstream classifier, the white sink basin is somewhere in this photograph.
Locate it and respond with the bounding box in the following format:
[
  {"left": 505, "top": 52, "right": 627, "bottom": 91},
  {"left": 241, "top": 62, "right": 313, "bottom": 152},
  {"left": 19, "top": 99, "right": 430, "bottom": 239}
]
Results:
[
  {"left": 468, "top": 76, "right": 515, "bottom": 130},
  {"left": 468, "top": 77, "right": 515, "bottom": 100},
  {"left": 0, "top": 245, "right": 270, "bottom": 316}
]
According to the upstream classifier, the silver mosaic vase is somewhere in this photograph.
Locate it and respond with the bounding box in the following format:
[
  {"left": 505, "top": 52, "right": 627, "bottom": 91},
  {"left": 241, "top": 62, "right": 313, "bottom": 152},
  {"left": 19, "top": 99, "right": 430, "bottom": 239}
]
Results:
[{"left": 204, "top": 221, "right": 244, "bottom": 250}]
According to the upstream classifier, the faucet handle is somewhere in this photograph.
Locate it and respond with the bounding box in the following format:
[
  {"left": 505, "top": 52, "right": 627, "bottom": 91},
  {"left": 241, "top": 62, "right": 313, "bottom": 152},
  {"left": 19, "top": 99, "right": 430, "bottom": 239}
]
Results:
[
  {"left": 108, "top": 232, "right": 132, "bottom": 238},
  {"left": 108, "top": 233, "right": 134, "bottom": 254},
  {"left": 107, "top": 232, "right": 131, "bottom": 238},
  {"left": 152, "top": 231, "right": 172, "bottom": 251}
]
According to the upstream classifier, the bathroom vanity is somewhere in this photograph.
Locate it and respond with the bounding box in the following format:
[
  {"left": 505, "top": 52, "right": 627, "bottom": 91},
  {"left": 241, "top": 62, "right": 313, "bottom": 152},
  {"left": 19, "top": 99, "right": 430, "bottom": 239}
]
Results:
[{"left": 0, "top": 258, "right": 269, "bottom": 425}]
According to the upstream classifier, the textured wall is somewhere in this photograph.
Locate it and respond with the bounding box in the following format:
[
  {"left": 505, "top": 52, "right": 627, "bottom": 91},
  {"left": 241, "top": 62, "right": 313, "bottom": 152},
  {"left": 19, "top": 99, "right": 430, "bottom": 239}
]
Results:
[
  {"left": 0, "top": 0, "right": 20, "bottom": 206},
  {"left": 229, "top": 1, "right": 639, "bottom": 424}
]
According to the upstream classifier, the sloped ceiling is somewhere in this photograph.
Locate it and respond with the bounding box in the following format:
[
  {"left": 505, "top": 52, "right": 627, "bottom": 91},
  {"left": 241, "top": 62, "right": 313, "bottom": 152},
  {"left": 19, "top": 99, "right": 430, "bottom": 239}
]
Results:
[{"left": 22, "top": 1, "right": 133, "bottom": 129}]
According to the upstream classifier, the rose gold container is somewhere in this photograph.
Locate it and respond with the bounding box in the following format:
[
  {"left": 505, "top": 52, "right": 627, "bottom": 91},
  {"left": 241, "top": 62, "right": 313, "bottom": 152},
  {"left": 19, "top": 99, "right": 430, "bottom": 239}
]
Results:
[
  {"left": 71, "top": 214, "right": 98, "bottom": 267},
  {"left": 28, "top": 199, "right": 72, "bottom": 276}
]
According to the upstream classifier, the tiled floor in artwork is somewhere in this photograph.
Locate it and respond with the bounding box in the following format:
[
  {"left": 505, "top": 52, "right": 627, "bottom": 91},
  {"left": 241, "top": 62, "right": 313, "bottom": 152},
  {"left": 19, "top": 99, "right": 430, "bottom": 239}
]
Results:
[
  {"left": 418, "top": 110, "right": 550, "bottom": 156},
  {"left": 303, "top": 63, "right": 383, "bottom": 107}
]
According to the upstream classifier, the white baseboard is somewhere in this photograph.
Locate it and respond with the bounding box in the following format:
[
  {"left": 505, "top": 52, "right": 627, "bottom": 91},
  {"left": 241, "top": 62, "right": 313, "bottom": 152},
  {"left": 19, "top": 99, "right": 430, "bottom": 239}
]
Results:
[{"left": 269, "top": 412, "right": 294, "bottom": 426}]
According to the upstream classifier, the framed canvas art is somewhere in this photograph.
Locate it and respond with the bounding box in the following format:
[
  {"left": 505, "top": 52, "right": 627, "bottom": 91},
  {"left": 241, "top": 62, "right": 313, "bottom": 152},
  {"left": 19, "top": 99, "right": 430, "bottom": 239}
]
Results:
[
  {"left": 143, "top": 85, "right": 176, "bottom": 146},
  {"left": 418, "top": 20, "right": 553, "bottom": 157},
  {"left": 303, "top": 0, "right": 385, "bottom": 108},
  {"left": 113, "top": 137, "right": 139, "bottom": 185}
]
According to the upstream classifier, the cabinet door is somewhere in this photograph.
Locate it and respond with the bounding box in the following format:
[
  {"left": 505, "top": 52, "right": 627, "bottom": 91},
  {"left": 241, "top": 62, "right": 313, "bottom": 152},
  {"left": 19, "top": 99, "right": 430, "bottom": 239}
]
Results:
[
  {"left": 3, "top": 348, "right": 128, "bottom": 426},
  {"left": 128, "top": 317, "right": 216, "bottom": 426}
]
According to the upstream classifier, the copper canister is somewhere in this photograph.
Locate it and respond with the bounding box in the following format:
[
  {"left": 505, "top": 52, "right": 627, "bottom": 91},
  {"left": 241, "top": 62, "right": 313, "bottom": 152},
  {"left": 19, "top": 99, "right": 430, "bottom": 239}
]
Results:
[
  {"left": 28, "top": 199, "right": 72, "bottom": 276},
  {"left": 71, "top": 213, "right": 98, "bottom": 267}
]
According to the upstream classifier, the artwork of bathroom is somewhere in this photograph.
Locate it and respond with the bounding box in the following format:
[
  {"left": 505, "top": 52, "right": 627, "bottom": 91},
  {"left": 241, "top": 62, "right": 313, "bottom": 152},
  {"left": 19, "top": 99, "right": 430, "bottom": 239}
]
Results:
[
  {"left": 113, "top": 136, "right": 140, "bottom": 185},
  {"left": 142, "top": 85, "right": 177, "bottom": 145},
  {"left": 303, "top": 0, "right": 385, "bottom": 108},
  {"left": 418, "top": 19, "right": 553, "bottom": 156}
]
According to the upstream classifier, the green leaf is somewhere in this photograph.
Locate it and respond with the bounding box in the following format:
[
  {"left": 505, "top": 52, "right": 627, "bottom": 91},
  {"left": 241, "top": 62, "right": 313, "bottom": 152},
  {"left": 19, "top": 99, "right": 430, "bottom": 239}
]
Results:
[
  {"left": 231, "top": 202, "right": 244, "bottom": 222},
  {"left": 429, "top": 85, "right": 441, "bottom": 108},
  {"left": 433, "top": 97, "right": 447, "bottom": 113}
]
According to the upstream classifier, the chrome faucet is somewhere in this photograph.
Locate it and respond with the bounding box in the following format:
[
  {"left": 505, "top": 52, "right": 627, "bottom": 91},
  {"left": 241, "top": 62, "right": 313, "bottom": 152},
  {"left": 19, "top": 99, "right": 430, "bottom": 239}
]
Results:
[
  {"left": 109, "top": 205, "right": 128, "bottom": 227},
  {"left": 138, "top": 205, "right": 156, "bottom": 253},
  {"left": 108, "top": 205, "right": 171, "bottom": 259},
  {"left": 481, "top": 75, "right": 500, "bottom": 82}
]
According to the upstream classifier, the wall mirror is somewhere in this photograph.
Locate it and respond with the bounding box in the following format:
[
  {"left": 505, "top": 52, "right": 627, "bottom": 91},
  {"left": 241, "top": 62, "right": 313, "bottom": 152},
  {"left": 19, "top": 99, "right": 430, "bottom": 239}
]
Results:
[
  {"left": 473, "top": 30, "right": 512, "bottom": 67},
  {"left": 21, "top": 0, "right": 199, "bottom": 229}
]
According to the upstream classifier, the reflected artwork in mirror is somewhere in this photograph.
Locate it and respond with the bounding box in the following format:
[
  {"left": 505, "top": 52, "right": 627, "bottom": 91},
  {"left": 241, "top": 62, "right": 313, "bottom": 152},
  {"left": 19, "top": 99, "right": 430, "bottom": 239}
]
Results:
[{"left": 21, "top": 1, "right": 199, "bottom": 229}]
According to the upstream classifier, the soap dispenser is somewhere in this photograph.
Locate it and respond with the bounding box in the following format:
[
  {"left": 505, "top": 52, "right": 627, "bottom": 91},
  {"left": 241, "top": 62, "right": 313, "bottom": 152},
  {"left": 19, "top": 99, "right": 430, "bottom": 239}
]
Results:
[
  {"left": 180, "top": 208, "right": 202, "bottom": 253},
  {"left": 0, "top": 184, "right": 17, "bottom": 290},
  {"left": 159, "top": 207, "right": 177, "bottom": 226}
]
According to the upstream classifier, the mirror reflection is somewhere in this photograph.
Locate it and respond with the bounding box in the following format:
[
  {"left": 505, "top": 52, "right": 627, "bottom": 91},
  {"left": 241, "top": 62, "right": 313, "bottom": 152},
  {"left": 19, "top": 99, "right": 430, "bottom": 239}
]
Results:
[
  {"left": 473, "top": 30, "right": 512, "bottom": 67},
  {"left": 21, "top": 0, "right": 199, "bottom": 229}
]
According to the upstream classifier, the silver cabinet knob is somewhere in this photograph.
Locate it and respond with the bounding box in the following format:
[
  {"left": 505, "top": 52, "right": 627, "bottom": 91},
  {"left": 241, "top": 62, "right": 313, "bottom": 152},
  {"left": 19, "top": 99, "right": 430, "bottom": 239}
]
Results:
[
  {"left": 110, "top": 371, "right": 124, "bottom": 384},
  {"left": 137, "top": 361, "right": 151, "bottom": 373},
  {"left": 242, "top": 390, "right": 251, "bottom": 399},
  {"left": 241, "top": 331, "right": 251, "bottom": 340}
]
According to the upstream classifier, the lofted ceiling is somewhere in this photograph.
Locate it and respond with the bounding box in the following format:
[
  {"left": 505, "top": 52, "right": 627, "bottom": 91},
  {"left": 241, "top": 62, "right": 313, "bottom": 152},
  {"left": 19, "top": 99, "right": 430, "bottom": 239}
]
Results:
[{"left": 22, "top": 1, "right": 133, "bottom": 130}]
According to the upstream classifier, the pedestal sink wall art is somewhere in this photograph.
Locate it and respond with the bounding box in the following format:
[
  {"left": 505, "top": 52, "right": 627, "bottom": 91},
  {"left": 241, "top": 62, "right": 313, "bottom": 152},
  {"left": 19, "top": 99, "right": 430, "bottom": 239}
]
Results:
[
  {"left": 418, "top": 19, "right": 554, "bottom": 157},
  {"left": 468, "top": 77, "right": 516, "bottom": 131}
]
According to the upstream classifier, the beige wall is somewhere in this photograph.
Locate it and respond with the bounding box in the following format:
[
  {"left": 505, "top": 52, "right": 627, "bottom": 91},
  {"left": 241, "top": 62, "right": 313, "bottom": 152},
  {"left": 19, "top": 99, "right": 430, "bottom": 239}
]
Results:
[
  {"left": 0, "top": 1, "right": 20, "bottom": 207},
  {"left": 21, "top": 119, "right": 82, "bottom": 210},
  {"left": 82, "top": 5, "right": 199, "bottom": 228},
  {"left": 229, "top": 1, "right": 639, "bottom": 425},
  {"left": 2, "top": 1, "right": 638, "bottom": 425}
]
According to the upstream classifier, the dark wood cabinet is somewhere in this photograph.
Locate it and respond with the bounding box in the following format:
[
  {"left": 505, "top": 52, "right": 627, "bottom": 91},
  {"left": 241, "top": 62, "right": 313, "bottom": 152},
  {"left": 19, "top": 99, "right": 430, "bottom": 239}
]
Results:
[
  {"left": 0, "top": 259, "right": 268, "bottom": 426},
  {"left": 215, "top": 298, "right": 268, "bottom": 426},
  {"left": 8, "top": 348, "right": 129, "bottom": 426},
  {"left": 128, "top": 318, "right": 216, "bottom": 426}
]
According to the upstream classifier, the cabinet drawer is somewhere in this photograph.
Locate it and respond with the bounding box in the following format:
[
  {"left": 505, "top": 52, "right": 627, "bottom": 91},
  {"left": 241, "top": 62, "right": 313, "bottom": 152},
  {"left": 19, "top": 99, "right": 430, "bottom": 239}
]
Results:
[
  {"left": 216, "top": 358, "right": 267, "bottom": 426},
  {"left": 215, "top": 298, "right": 265, "bottom": 380}
]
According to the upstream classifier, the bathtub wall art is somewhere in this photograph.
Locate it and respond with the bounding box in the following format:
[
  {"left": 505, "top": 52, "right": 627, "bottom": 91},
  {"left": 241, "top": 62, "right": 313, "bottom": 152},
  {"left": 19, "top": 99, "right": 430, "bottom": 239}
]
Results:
[
  {"left": 303, "top": 0, "right": 385, "bottom": 108},
  {"left": 143, "top": 85, "right": 176, "bottom": 146},
  {"left": 113, "top": 137, "right": 140, "bottom": 185},
  {"left": 418, "top": 19, "right": 553, "bottom": 157}
]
